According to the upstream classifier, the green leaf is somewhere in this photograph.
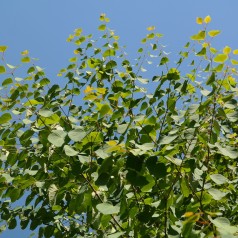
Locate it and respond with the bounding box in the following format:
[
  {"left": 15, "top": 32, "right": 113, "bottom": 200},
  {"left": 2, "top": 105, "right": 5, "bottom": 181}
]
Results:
[
  {"left": 48, "top": 130, "right": 67, "bottom": 147},
  {"left": 0, "top": 65, "right": 6, "bottom": 74},
  {"left": 2, "top": 78, "right": 13, "bottom": 86},
  {"left": 103, "top": 49, "right": 115, "bottom": 58},
  {"left": 64, "top": 145, "right": 78, "bottom": 156},
  {"left": 96, "top": 203, "right": 120, "bottom": 215},
  {"left": 68, "top": 128, "right": 87, "bottom": 142},
  {"left": 24, "top": 99, "right": 43, "bottom": 106},
  {"left": 181, "top": 178, "right": 190, "bottom": 197},
  {"left": 38, "top": 109, "right": 53, "bottom": 117},
  {"left": 213, "top": 54, "right": 228, "bottom": 63},
  {"left": 209, "top": 217, "right": 238, "bottom": 234},
  {"left": 0, "top": 113, "right": 12, "bottom": 124},
  {"left": 226, "top": 111, "right": 238, "bottom": 122},
  {"left": 206, "top": 72, "right": 215, "bottom": 85},
  {"left": 207, "top": 188, "right": 227, "bottom": 200},
  {"left": 37, "top": 114, "right": 60, "bottom": 126},
  {"left": 100, "top": 104, "right": 110, "bottom": 117},
  {"left": 196, "top": 47, "right": 206, "bottom": 56},
  {"left": 108, "top": 232, "right": 126, "bottom": 238},
  {"left": 159, "top": 135, "right": 177, "bottom": 145},
  {"left": 210, "top": 174, "right": 228, "bottom": 185},
  {"left": 215, "top": 142, "right": 238, "bottom": 159},
  {"left": 48, "top": 184, "right": 58, "bottom": 206}
]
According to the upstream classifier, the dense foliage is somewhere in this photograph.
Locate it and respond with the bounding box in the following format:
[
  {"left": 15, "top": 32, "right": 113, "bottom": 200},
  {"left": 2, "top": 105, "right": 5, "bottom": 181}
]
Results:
[{"left": 0, "top": 15, "right": 238, "bottom": 237}]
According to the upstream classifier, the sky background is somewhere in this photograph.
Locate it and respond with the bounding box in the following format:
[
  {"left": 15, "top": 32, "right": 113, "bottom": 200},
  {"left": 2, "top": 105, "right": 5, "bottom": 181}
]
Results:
[{"left": 1, "top": 0, "right": 238, "bottom": 237}]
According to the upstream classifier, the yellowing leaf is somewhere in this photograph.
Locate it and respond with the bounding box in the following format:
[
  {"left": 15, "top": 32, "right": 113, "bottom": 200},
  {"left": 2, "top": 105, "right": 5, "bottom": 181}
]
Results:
[
  {"left": 21, "top": 50, "right": 29, "bottom": 56},
  {"left": 208, "top": 30, "right": 221, "bottom": 37},
  {"left": 84, "top": 85, "right": 93, "bottom": 94},
  {"left": 233, "top": 49, "right": 238, "bottom": 55},
  {"left": 202, "top": 42, "right": 209, "bottom": 48},
  {"left": 74, "top": 28, "right": 82, "bottom": 36},
  {"left": 213, "top": 54, "right": 228, "bottom": 63},
  {"left": 184, "top": 212, "right": 194, "bottom": 217},
  {"left": 96, "top": 88, "right": 107, "bottom": 94},
  {"left": 147, "top": 26, "right": 155, "bottom": 31},
  {"left": 0, "top": 46, "right": 8, "bottom": 53},
  {"left": 223, "top": 46, "right": 231, "bottom": 55},
  {"left": 231, "top": 59, "right": 238, "bottom": 65},
  {"left": 204, "top": 15, "right": 211, "bottom": 24},
  {"left": 107, "top": 140, "right": 118, "bottom": 146},
  {"left": 196, "top": 17, "right": 203, "bottom": 24},
  {"left": 74, "top": 50, "right": 80, "bottom": 55},
  {"left": 191, "top": 31, "right": 206, "bottom": 41}
]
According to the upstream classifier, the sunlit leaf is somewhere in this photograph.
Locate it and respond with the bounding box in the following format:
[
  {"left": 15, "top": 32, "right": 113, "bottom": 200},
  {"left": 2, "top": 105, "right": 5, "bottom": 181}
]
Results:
[
  {"left": 96, "top": 203, "right": 120, "bottom": 215},
  {"left": 213, "top": 54, "right": 228, "bottom": 63},
  {"left": 204, "top": 15, "right": 211, "bottom": 24}
]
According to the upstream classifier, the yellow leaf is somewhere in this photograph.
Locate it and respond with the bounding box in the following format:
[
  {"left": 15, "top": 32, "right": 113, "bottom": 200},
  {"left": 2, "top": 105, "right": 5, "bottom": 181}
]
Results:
[
  {"left": 84, "top": 85, "right": 93, "bottom": 94},
  {"left": 74, "top": 50, "right": 80, "bottom": 55},
  {"left": 204, "top": 15, "right": 211, "bottom": 24},
  {"left": 202, "top": 42, "right": 209, "bottom": 48},
  {"left": 107, "top": 140, "right": 118, "bottom": 146},
  {"left": 184, "top": 212, "right": 194, "bottom": 217},
  {"left": 0, "top": 46, "right": 8, "bottom": 53},
  {"left": 21, "top": 50, "right": 29, "bottom": 56},
  {"left": 196, "top": 17, "right": 203, "bottom": 24},
  {"left": 223, "top": 46, "right": 231, "bottom": 55},
  {"left": 147, "top": 26, "right": 155, "bottom": 31},
  {"left": 233, "top": 49, "right": 238, "bottom": 55}
]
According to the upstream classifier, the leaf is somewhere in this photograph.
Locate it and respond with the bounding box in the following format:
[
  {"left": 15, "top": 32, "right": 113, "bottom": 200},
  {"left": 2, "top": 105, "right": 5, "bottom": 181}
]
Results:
[
  {"left": 48, "top": 130, "right": 67, "bottom": 147},
  {"left": 204, "top": 15, "right": 211, "bottom": 24},
  {"left": 159, "top": 135, "right": 177, "bottom": 145},
  {"left": 2, "top": 78, "right": 13, "bottom": 86},
  {"left": 209, "top": 217, "right": 238, "bottom": 234},
  {"left": 230, "top": 59, "right": 238, "bottom": 65},
  {"left": 207, "top": 188, "right": 227, "bottom": 200},
  {"left": 48, "top": 184, "right": 58, "bottom": 206},
  {"left": 196, "top": 17, "right": 203, "bottom": 24},
  {"left": 136, "top": 143, "right": 154, "bottom": 151},
  {"left": 206, "top": 72, "right": 215, "bottom": 85},
  {"left": 233, "top": 49, "right": 238, "bottom": 55},
  {"left": 38, "top": 109, "right": 53, "bottom": 117},
  {"left": 100, "top": 104, "right": 110, "bottom": 117},
  {"left": 108, "top": 232, "right": 126, "bottom": 238},
  {"left": 215, "top": 142, "right": 238, "bottom": 159},
  {"left": 24, "top": 99, "right": 43, "bottom": 106},
  {"left": 64, "top": 145, "right": 78, "bottom": 156},
  {"left": 68, "top": 129, "right": 87, "bottom": 142},
  {"left": 147, "top": 26, "right": 155, "bottom": 31},
  {"left": 103, "top": 49, "right": 115, "bottom": 58},
  {"left": 213, "top": 54, "right": 228, "bottom": 63},
  {"left": 37, "top": 114, "right": 60, "bottom": 126},
  {"left": 0, "top": 113, "right": 12, "bottom": 124},
  {"left": 21, "top": 57, "right": 30, "bottom": 63},
  {"left": 0, "top": 65, "right": 6, "bottom": 74},
  {"left": 223, "top": 46, "right": 231, "bottom": 55},
  {"left": 191, "top": 31, "right": 206, "bottom": 41},
  {"left": 96, "top": 203, "right": 120, "bottom": 215},
  {"left": 98, "top": 24, "right": 106, "bottom": 31},
  {"left": 208, "top": 30, "right": 221, "bottom": 37},
  {"left": 0, "top": 45, "right": 8, "bottom": 52},
  {"left": 210, "top": 174, "right": 228, "bottom": 185},
  {"left": 181, "top": 178, "right": 190, "bottom": 197}
]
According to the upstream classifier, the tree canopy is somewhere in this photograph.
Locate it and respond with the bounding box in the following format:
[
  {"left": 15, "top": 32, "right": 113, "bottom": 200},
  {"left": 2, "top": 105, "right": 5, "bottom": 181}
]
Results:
[{"left": 0, "top": 14, "right": 238, "bottom": 237}]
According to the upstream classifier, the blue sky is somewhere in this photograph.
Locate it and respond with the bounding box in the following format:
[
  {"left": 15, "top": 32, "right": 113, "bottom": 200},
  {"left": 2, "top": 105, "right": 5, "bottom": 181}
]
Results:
[{"left": 1, "top": 0, "right": 238, "bottom": 237}]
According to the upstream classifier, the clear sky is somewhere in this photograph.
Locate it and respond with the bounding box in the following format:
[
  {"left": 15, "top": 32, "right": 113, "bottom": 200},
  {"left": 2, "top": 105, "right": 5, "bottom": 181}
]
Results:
[{"left": 1, "top": 0, "right": 238, "bottom": 237}]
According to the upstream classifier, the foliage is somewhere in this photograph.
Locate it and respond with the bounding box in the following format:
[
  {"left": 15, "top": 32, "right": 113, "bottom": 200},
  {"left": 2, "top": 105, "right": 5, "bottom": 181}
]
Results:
[{"left": 0, "top": 14, "right": 238, "bottom": 237}]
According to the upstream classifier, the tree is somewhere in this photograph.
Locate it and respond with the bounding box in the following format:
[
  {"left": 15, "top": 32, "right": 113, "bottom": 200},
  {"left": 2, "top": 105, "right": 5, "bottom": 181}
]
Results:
[{"left": 0, "top": 14, "right": 238, "bottom": 237}]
